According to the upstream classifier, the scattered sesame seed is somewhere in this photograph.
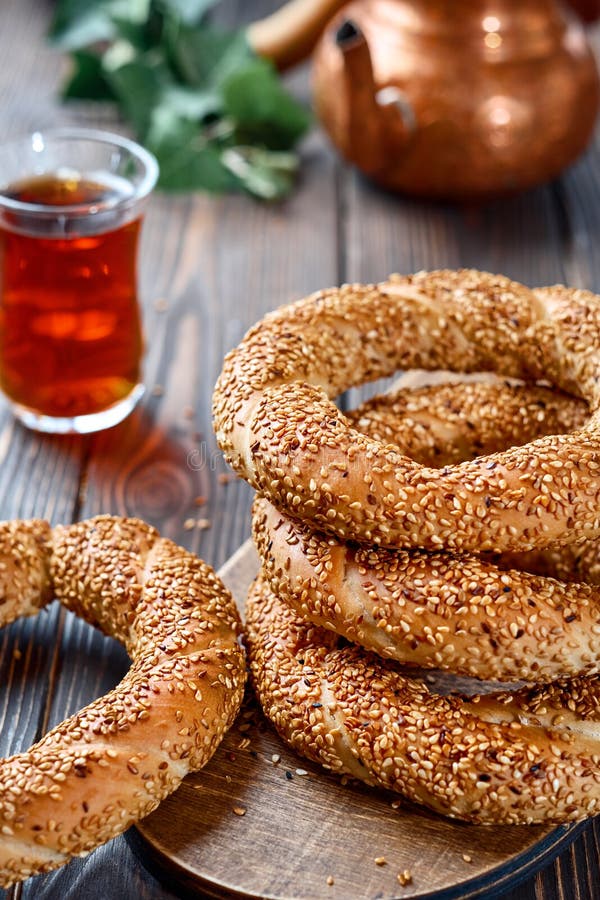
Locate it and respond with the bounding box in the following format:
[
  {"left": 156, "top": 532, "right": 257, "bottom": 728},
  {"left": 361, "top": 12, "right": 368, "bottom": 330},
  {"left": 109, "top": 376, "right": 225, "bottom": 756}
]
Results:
[
  {"left": 183, "top": 518, "right": 195, "bottom": 531},
  {"left": 326, "top": 876, "right": 334, "bottom": 886},
  {"left": 271, "top": 754, "right": 281, "bottom": 765},
  {"left": 374, "top": 856, "right": 386, "bottom": 866},
  {"left": 462, "top": 854, "right": 473, "bottom": 863},
  {"left": 295, "top": 768, "right": 308, "bottom": 776},
  {"left": 232, "top": 806, "right": 246, "bottom": 817},
  {"left": 397, "top": 870, "right": 413, "bottom": 886}
]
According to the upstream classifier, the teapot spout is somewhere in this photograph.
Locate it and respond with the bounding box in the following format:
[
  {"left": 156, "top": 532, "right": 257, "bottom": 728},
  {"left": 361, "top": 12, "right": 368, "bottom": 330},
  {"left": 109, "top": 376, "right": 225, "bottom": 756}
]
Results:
[
  {"left": 247, "top": 0, "right": 348, "bottom": 70},
  {"left": 335, "top": 20, "right": 387, "bottom": 175}
]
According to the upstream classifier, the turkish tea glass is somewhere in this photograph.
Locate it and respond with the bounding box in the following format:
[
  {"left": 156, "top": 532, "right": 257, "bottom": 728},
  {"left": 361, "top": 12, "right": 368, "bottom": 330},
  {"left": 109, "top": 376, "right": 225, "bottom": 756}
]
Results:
[{"left": 0, "top": 128, "right": 158, "bottom": 433}]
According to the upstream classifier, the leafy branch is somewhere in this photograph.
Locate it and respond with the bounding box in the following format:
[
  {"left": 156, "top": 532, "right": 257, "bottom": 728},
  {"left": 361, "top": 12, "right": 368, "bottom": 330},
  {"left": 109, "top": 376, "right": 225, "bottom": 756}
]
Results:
[{"left": 49, "top": 0, "right": 311, "bottom": 199}]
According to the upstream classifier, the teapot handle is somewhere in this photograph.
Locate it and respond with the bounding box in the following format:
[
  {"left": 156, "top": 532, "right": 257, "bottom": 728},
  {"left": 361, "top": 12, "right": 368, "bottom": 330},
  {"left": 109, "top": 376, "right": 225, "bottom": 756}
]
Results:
[{"left": 247, "top": 0, "right": 349, "bottom": 69}]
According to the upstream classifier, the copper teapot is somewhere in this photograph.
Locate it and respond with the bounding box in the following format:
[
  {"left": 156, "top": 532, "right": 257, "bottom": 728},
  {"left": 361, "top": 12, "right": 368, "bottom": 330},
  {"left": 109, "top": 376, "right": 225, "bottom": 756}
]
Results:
[{"left": 249, "top": 0, "right": 600, "bottom": 199}]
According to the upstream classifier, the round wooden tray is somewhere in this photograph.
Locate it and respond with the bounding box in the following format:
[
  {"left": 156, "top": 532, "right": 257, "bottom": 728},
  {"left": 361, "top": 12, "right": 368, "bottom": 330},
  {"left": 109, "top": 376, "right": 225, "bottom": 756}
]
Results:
[{"left": 130, "top": 540, "right": 584, "bottom": 900}]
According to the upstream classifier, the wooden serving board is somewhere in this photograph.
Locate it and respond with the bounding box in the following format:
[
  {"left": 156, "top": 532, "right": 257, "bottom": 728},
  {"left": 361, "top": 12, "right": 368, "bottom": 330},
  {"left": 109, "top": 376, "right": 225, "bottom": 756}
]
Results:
[{"left": 130, "top": 540, "right": 584, "bottom": 900}]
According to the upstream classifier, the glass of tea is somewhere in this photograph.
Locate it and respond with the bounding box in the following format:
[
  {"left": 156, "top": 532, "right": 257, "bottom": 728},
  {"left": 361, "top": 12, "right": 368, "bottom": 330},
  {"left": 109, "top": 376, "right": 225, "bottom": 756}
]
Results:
[{"left": 0, "top": 128, "right": 158, "bottom": 433}]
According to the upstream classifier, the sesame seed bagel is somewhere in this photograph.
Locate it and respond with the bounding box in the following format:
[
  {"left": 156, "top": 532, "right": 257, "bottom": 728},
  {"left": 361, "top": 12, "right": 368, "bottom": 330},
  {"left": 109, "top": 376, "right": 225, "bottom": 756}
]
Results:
[
  {"left": 254, "top": 496, "right": 600, "bottom": 683},
  {"left": 213, "top": 269, "right": 600, "bottom": 552},
  {"left": 0, "top": 515, "right": 245, "bottom": 887},
  {"left": 246, "top": 574, "right": 600, "bottom": 824},
  {"left": 253, "top": 381, "right": 600, "bottom": 682},
  {"left": 348, "top": 379, "right": 599, "bottom": 586},
  {"left": 349, "top": 380, "right": 587, "bottom": 468}
]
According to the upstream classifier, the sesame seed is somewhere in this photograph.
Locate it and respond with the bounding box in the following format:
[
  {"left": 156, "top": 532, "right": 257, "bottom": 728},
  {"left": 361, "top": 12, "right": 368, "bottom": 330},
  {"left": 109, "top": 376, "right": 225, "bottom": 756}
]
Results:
[{"left": 0, "top": 513, "right": 246, "bottom": 882}]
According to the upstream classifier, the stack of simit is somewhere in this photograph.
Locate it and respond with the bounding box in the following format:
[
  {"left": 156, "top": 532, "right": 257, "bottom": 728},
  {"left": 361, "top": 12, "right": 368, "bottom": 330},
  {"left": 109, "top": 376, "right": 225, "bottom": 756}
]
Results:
[{"left": 213, "top": 269, "right": 600, "bottom": 824}]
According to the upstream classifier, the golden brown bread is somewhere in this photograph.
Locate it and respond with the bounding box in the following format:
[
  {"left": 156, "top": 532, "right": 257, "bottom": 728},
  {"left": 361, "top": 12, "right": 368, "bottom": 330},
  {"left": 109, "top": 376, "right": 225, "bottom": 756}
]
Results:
[
  {"left": 213, "top": 269, "right": 600, "bottom": 552},
  {"left": 246, "top": 574, "right": 600, "bottom": 825},
  {"left": 254, "top": 496, "right": 600, "bottom": 683},
  {"left": 348, "top": 378, "right": 600, "bottom": 583},
  {"left": 0, "top": 515, "right": 246, "bottom": 887},
  {"left": 252, "top": 380, "right": 600, "bottom": 682},
  {"left": 348, "top": 380, "right": 587, "bottom": 466}
]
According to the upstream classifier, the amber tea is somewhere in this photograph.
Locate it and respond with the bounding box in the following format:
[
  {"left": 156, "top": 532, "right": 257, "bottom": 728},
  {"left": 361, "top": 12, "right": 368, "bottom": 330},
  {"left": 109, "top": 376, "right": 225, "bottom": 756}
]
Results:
[{"left": 0, "top": 130, "right": 158, "bottom": 433}]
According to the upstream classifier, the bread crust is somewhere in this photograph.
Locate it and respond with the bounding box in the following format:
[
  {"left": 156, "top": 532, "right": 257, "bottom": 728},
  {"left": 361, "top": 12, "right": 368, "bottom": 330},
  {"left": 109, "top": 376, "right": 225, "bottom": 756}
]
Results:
[
  {"left": 213, "top": 270, "right": 600, "bottom": 552},
  {"left": 348, "top": 380, "right": 587, "bottom": 467},
  {"left": 246, "top": 574, "right": 600, "bottom": 825},
  {"left": 0, "top": 515, "right": 245, "bottom": 887},
  {"left": 254, "top": 496, "right": 600, "bottom": 683}
]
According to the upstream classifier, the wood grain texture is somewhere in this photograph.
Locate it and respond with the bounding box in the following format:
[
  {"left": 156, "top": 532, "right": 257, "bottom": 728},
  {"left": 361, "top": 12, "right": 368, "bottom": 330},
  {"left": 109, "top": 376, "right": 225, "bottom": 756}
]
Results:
[{"left": 0, "top": 0, "right": 598, "bottom": 897}]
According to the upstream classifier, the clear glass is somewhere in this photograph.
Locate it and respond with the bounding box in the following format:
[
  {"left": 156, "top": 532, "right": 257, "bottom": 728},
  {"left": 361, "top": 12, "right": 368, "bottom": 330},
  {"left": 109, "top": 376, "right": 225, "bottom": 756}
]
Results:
[{"left": 0, "top": 128, "right": 158, "bottom": 434}]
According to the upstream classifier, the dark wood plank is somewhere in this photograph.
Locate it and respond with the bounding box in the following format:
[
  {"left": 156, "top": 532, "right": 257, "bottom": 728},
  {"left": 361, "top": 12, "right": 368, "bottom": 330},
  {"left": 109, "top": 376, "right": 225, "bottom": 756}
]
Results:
[
  {"left": 0, "top": 0, "right": 89, "bottom": 782},
  {"left": 342, "top": 175, "right": 567, "bottom": 286},
  {"left": 0, "top": 0, "right": 598, "bottom": 896},
  {"left": 341, "top": 108, "right": 600, "bottom": 900},
  {"left": 0, "top": 0, "right": 91, "bottom": 841},
  {"left": 0, "top": 429, "right": 85, "bottom": 752},
  {"left": 4, "top": 0, "right": 339, "bottom": 894}
]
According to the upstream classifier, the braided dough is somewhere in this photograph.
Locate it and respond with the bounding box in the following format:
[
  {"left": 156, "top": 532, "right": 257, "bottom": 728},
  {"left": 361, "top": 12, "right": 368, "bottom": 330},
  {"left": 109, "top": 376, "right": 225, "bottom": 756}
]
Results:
[
  {"left": 348, "top": 380, "right": 587, "bottom": 468},
  {"left": 254, "top": 380, "right": 600, "bottom": 682},
  {"left": 254, "top": 496, "right": 600, "bottom": 683},
  {"left": 0, "top": 516, "right": 245, "bottom": 887},
  {"left": 349, "top": 379, "right": 600, "bottom": 585},
  {"left": 246, "top": 575, "right": 600, "bottom": 825},
  {"left": 214, "top": 269, "right": 600, "bottom": 552}
]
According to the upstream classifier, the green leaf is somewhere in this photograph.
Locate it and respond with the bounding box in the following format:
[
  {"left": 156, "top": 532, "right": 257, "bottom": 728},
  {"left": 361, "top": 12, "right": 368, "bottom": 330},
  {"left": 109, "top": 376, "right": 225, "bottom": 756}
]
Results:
[
  {"left": 49, "top": 0, "right": 307, "bottom": 199},
  {"left": 148, "top": 120, "right": 238, "bottom": 192},
  {"left": 102, "top": 50, "right": 169, "bottom": 136},
  {"left": 62, "top": 50, "right": 116, "bottom": 100},
  {"left": 165, "top": 24, "right": 252, "bottom": 88},
  {"left": 222, "top": 146, "right": 299, "bottom": 200},
  {"left": 156, "top": 0, "right": 217, "bottom": 25},
  {"left": 222, "top": 59, "right": 311, "bottom": 150},
  {"left": 161, "top": 85, "right": 221, "bottom": 121},
  {"left": 49, "top": 0, "right": 152, "bottom": 49},
  {"left": 49, "top": 1, "right": 116, "bottom": 49}
]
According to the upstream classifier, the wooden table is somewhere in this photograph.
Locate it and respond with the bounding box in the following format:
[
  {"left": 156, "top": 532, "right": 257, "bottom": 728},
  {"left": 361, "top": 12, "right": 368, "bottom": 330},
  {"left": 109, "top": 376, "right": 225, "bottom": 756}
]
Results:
[{"left": 1, "top": 1, "right": 600, "bottom": 897}]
